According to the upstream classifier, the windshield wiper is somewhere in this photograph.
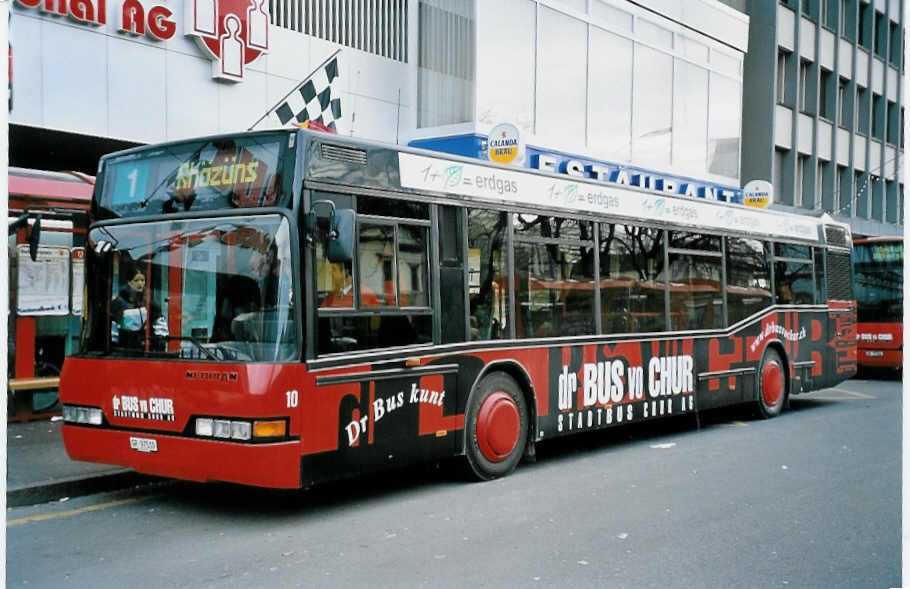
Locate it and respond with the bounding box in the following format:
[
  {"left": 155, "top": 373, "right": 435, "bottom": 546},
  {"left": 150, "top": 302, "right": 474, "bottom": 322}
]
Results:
[{"left": 165, "top": 336, "right": 220, "bottom": 361}]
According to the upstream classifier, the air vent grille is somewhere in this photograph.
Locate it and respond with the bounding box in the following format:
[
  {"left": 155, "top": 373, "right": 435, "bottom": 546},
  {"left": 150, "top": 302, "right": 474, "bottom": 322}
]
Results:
[
  {"left": 824, "top": 225, "right": 849, "bottom": 248},
  {"left": 320, "top": 143, "right": 367, "bottom": 165},
  {"left": 826, "top": 252, "right": 853, "bottom": 300}
]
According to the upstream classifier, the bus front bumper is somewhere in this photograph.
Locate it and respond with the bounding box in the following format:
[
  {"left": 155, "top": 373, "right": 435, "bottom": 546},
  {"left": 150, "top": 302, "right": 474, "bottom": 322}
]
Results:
[{"left": 62, "top": 425, "right": 301, "bottom": 489}]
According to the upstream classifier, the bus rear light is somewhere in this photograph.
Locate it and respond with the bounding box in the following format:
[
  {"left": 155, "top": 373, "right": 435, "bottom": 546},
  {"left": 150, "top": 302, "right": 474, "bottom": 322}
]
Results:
[
  {"left": 63, "top": 405, "right": 102, "bottom": 425},
  {"left": 253, "top": 420, "right": 286, "bottom": 438}
]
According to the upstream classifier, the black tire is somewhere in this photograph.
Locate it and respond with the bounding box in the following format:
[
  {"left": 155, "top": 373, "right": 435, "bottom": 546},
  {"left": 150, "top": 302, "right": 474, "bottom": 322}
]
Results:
[
  {"left": 464, "top": 372, "right": 529, "bottom": 481},
  {"left": 756, "top": 348, "right": 787, "bottom": 419}
]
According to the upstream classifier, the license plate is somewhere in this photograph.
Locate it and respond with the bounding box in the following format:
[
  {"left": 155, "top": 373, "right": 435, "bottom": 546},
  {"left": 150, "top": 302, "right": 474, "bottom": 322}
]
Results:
[
  {"left": 866, "top": 351, "right": 884, "bottom": 357},
  {"left": 129, "top": 437, "right": 158, "bottom": 453}
]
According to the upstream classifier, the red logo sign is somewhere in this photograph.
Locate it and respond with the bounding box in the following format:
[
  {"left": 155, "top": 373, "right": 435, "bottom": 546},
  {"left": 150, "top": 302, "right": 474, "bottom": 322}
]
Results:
[
  {"left": 13, "top": 0, "right": 177, "bottom": 41},
  {"left": 185, "top": 0, "right": 269, "bottom": 82}
]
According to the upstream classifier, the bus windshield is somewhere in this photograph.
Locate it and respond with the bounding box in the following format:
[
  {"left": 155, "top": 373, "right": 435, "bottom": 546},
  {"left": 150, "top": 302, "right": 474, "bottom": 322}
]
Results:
[
  {"left": 98, "top": 134, "right": 286, "bottom": 217},
  {"left": 853, "top": 241, "right": 902, "bottom": 323},
  {"left": 85, "top": 214, "right": 297, "bottom": 362}
]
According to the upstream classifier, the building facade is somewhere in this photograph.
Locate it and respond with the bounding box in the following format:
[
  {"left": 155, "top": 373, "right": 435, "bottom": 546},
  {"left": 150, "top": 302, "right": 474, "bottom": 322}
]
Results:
[
  {"left": 741, "top": 0, "right": 904, "bottom": 237},
  {"left": 412, "top": 0, "right": 750, "bottom": 202},
  {"left": 11, "top": 0, "right": 751, "bottom": 206}
]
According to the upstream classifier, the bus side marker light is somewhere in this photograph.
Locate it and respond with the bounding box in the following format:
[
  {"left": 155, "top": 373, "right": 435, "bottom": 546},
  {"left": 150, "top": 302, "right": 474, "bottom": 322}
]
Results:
[{"left": 253, "top": 420, "right": 286, "bottom": 438}]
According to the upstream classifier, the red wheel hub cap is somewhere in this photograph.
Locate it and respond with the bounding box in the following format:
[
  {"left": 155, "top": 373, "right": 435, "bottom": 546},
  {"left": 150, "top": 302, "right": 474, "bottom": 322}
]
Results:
[
  {"left": 762, "top": 360, "right": 784, "bottom": 407},
  {"left": 476, "top": 391, "right": 521, "bottom": 462}
]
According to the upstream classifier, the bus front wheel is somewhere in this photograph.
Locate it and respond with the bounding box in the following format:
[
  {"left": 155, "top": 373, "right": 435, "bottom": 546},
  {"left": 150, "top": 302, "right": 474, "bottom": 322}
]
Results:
[
  {"left": 464, "top": 372, "right": 528, "bottom": 481},
  {"left": 757, "top": 348, "right": 787, "bottom": 419}
]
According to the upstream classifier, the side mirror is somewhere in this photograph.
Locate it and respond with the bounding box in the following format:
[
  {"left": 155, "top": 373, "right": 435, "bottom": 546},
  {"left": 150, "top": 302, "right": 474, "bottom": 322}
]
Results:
[
  {"left": 327, "top": 209, "right": 355, "bottom": 263},
  {"left": 28, "top": 214, "right": 42, "bottom": 262}
]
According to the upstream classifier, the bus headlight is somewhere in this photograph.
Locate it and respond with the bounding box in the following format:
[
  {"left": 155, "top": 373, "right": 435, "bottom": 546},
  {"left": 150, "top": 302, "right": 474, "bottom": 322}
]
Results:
[
  {"left": 195, "top": 417, "right": 251, "bottom": 440},
  {"left": 213, "top": 420, "right": 232, "bottom": 439},
  {"left": 231, "top": 421, "right": 252, "bottom": 440},
  {"left": 195, "top": 418, "right": 214, "bottom": 437},
  {"left": 193, "top": 417, "right": 285, "bottom": 441}
]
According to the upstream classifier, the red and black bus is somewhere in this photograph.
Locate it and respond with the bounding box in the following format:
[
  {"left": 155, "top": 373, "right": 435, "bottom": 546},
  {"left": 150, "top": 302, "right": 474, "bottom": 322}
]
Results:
[
  {"left": 852, "top": 236, "right": 902, "bottom": 370},
  {"left": 60, "top": 129, "right": 857, "bottom": 488}
]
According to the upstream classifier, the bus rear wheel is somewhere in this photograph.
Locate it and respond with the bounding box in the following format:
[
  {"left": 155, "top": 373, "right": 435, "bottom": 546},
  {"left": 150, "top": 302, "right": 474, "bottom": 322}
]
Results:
[
  {"left": 464, "top": 372, "right": 528, "bottom": 481},
  {"left": 757, "top": 348, "right": 787, "bottom": 419}
]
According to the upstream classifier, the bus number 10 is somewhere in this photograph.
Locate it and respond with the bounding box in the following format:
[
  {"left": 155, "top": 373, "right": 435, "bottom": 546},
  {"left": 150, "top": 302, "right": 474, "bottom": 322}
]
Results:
[{"left": 286, "top": 390, "right": 299, "bottom": 408}]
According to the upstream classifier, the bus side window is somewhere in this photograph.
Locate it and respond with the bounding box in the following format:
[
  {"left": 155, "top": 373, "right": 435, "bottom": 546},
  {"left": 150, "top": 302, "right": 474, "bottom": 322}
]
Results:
[{"left": 315, "top": 193, "right": 433, "bottom": 355}]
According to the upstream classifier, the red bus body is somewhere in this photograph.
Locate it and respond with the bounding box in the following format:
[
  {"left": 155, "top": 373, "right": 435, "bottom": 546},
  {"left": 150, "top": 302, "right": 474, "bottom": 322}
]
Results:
[
  {"left": 62, "top": 305, "right": 857, "bottom": 488},
  {"left": 853, "top": 237, "right": 902, "bottom": 370},
  {"left": 59, "top": 130, "right": 857, "bottom": 488}
]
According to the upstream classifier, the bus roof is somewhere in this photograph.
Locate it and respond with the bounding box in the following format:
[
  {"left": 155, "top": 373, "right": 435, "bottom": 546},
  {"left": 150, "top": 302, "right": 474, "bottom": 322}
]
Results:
[
  {"left": 94, "top": 128, "right": 850, "bottom": 246},
  {"left": 297, "top": 130, "right": 848, "bottom": 246}
]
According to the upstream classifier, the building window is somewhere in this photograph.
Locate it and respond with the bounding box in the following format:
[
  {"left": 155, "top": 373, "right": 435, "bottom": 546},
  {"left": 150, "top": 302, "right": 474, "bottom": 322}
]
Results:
[
  {"left": 889, "top": 21, "right": 901, "bottom": 66},
  {"left": 871, "top": 175, "right": 883, "bottom": 220},
  {"left": 816, "top": 161, "right": 828, "bottom": 210},
  {"left": 417, "top": 0, "right": 475, "bottom": 128},
  {"left": 837, "top": 77, "right": 850, "bottom": 127},
  {"left": 836, "top": 164, "right": 848, "bottom": 213},
  {"left": 819, "top": 69, "right": 833, "bottom": 119},
  {"left": 777, "top": 50, "right": 789, "bottom": 105},
  {"left": 854, "top": 171, "right": 867, "bottom": 217},
  {"left": 900, "top": 184, "right": 904, "bottom": 225},
  {"left": 774, "top": 148, "right": 790, "bottom": 205},
  {"left": 855, "top": 85, "right": 868, "bottom": 134},
  {"left": 840, "top": 0, "right": 851, "bottom": 37},
  {"left": 874, "top": 11, "right": 887, "bottom": 58},
  {"left": 632, "top": 44, "right": 673, "bottom": 169},
  {"left": 475, "top": 0, "right": 535, "bottom": 134},
  {"left": 796, "top": 154, "right": 809, "bottom": 208},
  {"left": 823, "top": 0, "right": 837, "bottom": 29},
  {"left": 799, "top": 60, "right": 811, "bottom": 112},
  {"left": 901, "top": 107, "right": 905, "bottom": 148},
  {"left": 588, "top": 26, "right": 634, "bottom": 163},
  {"left": 707, "top": 73, "right": 741, "bottom": 179},
  {"left": 673, "top": 60, "right": 709, "bottom": 178},
  {"left": 858, "top": 2, "right": 871, "bottom": 49},
  {"left": 275, "top": 0, "right": 409, "bottom": 62},
  {"left": 872, "top": 93, "right": 884, "bottom": 139},
  {"left": 536, "top": 7, "right": 587, "bottom": 147}
]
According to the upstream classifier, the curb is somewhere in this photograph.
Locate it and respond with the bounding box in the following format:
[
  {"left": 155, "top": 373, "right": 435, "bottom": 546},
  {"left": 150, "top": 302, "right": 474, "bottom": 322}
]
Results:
[{"left": 7, "top": 470, "right": 156, "bottom": 507}]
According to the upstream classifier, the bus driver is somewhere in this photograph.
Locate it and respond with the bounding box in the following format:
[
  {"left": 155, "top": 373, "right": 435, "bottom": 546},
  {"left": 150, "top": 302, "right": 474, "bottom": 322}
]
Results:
[{"left": 111, "top": 268, "right": 168, "bottom": 348}]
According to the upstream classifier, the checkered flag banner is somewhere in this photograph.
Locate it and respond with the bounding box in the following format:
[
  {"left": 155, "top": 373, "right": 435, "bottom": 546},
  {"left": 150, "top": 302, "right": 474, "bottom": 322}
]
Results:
[{"left": 250, "top": 50, "right": 341, "bottom": 131}]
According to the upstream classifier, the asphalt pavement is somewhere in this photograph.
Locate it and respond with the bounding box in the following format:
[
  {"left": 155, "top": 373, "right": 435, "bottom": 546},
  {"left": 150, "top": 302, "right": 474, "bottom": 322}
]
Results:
[{"left": 5, "top": 418, "right": 153, "bottom": 507}]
